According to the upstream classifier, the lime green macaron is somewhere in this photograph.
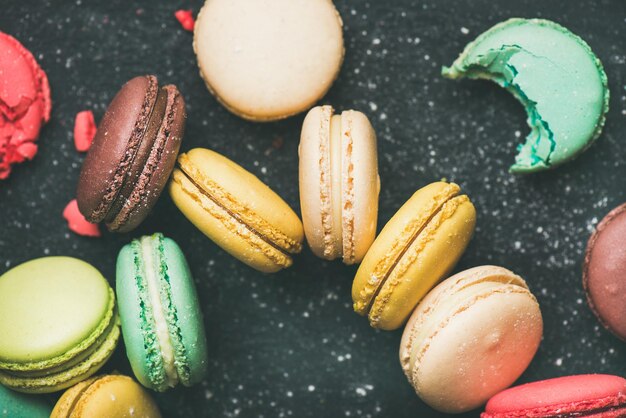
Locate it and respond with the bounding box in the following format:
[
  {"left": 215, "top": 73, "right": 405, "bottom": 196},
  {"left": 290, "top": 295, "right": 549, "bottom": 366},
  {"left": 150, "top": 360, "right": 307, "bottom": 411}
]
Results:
[
  {"left": 0, "top": 257, "right": 120, "bottom": 393},
  {"left": 443, "top": 18, "right": 609, "bottom": 173},
  {"left": 116, "top": 233, "right": 208, "bottom": 392}
]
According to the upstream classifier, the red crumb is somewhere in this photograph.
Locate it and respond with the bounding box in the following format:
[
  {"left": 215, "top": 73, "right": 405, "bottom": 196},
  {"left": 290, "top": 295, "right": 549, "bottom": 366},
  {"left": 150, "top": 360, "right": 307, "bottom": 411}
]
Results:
[
  {"left": 175, "top": 10, "right": 195, "bottom": 32},
  {"left": 63, "top": 199, "right": 101, "bottom": 237},
  {"left": 74, "top": 110, "right": 97, "bottom": 152}
]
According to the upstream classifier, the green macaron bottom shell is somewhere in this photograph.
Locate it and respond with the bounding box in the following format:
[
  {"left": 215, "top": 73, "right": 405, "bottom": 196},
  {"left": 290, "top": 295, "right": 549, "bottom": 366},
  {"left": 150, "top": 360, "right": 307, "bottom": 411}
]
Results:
[
  {"left": 0, "top": 313, "right": 120, "bottom": 394},
  {"left": 0, "top": 384, "right": 52, "bottom": 418},
  {"left": 442, "top": 18, "right": 609, "bottom": 173},
  {"left": 116, "top": 233, "right": 208, "bottom": 392}
]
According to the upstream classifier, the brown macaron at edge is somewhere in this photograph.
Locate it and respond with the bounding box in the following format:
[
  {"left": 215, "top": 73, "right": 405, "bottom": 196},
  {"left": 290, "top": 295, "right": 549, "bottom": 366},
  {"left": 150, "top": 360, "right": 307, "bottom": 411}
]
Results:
[{"left": 583, "top": 202, "right": 626, "bottom": 341}]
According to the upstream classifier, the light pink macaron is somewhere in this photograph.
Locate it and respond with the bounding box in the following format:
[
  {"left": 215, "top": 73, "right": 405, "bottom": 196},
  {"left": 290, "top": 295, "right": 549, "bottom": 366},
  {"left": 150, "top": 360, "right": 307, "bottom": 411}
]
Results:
[{"left": 400, "top": 265, "right": 543, "bottom": 413}]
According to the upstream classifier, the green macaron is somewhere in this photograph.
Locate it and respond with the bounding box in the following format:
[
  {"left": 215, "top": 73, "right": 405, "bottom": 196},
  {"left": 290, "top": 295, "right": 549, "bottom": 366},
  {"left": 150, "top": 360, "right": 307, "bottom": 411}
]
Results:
[
  {"left": 0, "top": 257, "right": 120, "bottom": 393},
  {"left": 443, "top": 18, "right": 609, "bottom": 173},
  {"left": 116, "top": 233, "right": 208, "bottom": 392},
  {"left": 0, "top": 384, "right": 52, "bottom": 418}
]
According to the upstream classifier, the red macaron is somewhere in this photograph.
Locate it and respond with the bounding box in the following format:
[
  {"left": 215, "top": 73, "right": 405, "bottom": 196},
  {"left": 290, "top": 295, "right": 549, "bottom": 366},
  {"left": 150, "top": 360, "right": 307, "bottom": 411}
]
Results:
[
  {"left": 0, "top": 31, "right": 51, "bottom": 179},
  {"left": 482, "top": 374, "right": 626, "bottom": 417}
]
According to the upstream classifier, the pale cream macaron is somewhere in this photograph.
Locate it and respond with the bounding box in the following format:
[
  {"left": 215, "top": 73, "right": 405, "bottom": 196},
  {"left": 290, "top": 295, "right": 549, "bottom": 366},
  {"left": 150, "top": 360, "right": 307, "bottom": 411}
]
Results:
[
  {"left": 352, "top": 182, "right": 476, "bottom": 330},
  {"left": 399, "top": 266, "right": 543, "bottom": 413},
  {"left": 299, "top": 106, "right": 379, "bottom": 265},
  {"left": 169, "top": 148, "right": 304, "bottom": 273},
  {"left": 193, "top": 0, "right": 344, "bottom": 121}
]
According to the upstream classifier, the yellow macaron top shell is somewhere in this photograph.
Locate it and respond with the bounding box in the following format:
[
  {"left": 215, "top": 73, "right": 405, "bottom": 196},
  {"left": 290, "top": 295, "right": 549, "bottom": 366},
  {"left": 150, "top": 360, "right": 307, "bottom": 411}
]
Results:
[
  {"left": 51, "top": 374, "right": 161, "bottom": 418},
  {"left": 399, "top": 266, "right": 543, "bottom": 413},
  {"left": 170, "top": 148, "right": 304, "bottom": 272},
  {"left": 352, "top": 182, "right": 476, "bottom": 330}
]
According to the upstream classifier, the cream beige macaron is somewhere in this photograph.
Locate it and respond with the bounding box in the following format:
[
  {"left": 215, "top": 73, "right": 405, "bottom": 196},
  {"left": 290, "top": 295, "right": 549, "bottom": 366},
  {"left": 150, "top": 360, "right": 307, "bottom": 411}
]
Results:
[
  {"left": 399, "top": 266, "right": 543, "bottom": 413},
  {"left": 299, "top": 106, "right": 379, "bottom": 265},
  {"left": 194, "top": 0, "right": 344, "bottom": 121},
  {"left": 352, "top": 182, "right": 476, "bottom": 330},
  {"left": 169, "top": 148, "right": 304, "bottom": 273}
]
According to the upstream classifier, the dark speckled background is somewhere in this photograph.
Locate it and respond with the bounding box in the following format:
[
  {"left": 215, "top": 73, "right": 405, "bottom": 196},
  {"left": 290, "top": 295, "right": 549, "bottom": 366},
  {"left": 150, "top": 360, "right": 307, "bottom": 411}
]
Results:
[{"left": 1, "top": 0, "right": 625, "bottom": 417}]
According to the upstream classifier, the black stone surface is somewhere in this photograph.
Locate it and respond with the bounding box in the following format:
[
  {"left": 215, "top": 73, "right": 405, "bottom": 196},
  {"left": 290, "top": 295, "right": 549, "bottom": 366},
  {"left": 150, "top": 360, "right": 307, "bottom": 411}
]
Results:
[{"left": 1, "top": 1, "right": 625, "bottom": 417}]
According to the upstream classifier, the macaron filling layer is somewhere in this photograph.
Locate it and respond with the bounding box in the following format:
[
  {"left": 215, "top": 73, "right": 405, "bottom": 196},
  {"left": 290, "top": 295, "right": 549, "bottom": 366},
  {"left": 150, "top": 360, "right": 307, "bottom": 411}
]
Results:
[
  {"left": 174, "top": 154, "right": 299, "bottom": 266},
  {"left": 140, "top": 236, "right": 179, "bottom": 387},
  {"left": 322, "top": 110, "right": 356, "bottom": 263},
  {"left": 442, "top": 18, "right": 609, "bottom": 173}
]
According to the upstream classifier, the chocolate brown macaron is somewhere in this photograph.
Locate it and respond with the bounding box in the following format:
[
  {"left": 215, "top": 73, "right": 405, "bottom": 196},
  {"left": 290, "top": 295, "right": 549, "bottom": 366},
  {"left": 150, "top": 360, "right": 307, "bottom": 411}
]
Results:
[
  {"left": 583, "top": 202, "right": 626, "bottom": 341},
  {"left": 77, "top": 75, "right": 185, "bottom": 232}
]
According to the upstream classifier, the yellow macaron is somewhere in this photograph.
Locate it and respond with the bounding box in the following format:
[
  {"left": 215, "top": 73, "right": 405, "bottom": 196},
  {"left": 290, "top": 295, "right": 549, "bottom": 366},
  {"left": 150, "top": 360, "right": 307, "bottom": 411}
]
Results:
[
  {"left": 51, "top": 374, "right": 161, "bottom": 417},
  {"left": 169, "top": 148, "right": 304, "bottom": 273},
  {"left": 352, "top": 181, "right": 476, "bottom": 330}
]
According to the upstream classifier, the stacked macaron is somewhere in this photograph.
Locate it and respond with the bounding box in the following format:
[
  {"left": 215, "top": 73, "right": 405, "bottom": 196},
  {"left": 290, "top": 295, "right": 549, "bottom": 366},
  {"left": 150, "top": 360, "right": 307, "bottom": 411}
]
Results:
[{"left": 0, "top": 257, "right": 120, "bottom": 394}]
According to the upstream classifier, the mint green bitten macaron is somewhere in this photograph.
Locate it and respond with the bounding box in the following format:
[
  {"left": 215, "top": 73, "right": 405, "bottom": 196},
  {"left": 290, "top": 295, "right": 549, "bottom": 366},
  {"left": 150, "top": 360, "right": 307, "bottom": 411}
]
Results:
[
  {"left": 443, "top": 18, "right": 609, "bottom": 173},
  {"left": 0, "top": 384, "right": 51, "bottom": 417},
  {"left": 0, "top": 257, "right": 120, "bottom": 393},
  {"left": 116, "top": 233, "right": 208, "bottom": 392}
]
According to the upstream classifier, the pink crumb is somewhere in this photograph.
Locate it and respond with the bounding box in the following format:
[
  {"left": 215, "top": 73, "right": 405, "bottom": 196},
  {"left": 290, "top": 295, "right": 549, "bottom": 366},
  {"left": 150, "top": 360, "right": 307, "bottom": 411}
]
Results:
[
  {"left": 63, "top": 199, "right": 101, "bottom": 237},
  {"left": 73, "top": 110, "right": 97, "bottom": 152},
  {"left": 175, "top": 10, "right": 195, "bottom": 32}
]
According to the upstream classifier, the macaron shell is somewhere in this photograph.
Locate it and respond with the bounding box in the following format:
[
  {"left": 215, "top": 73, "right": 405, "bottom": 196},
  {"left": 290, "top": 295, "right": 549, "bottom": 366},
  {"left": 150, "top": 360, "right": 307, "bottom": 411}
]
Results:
[
  {"left": 413, "top": 289, "right": 542, "bottom": 413},
  {"left": 0, "top": 384, "right": 52, "bottom": 418},
  {"left": 116, "top": 244, "right": 167, "bottom": 390},
  {"left": 193, "top": 0, "right": 344, "bottom": 121},
  {"left": 399, "top": 265, "right": 527, "bottom": 377},
  {"left": 443, "top": 18, "right": 609, "bottom": 173},
  {"left": 584, "top": 203, "right": 626, "bottom": 340},
  {"left": 0, "top": 257, "right": 112, "bottom": 364},
  {"left": 77, "top": 75, "right": 158, "bottom": 222},
  {"left": 352, "top": 182, "right": 461, "bottom": 315},
  {"left": 340, "top": 110, "right": 379, "bottom": 264},
  {"left": 483, "top": 374, "right": 626, "bottom": 417},
  {"left": 51, "top": 375, "right": 161, "bottom": 418},
  {"left": 160, "top": 237, "right": 208, "bottom": 386},
  {"left": 299, "top": 106, "right": 339, "bottom": 260}
]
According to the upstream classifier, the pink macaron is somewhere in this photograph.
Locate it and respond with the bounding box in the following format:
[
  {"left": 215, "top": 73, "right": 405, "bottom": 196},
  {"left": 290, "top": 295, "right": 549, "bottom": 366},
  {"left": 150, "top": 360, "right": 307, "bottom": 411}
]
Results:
[{"left": 482, "top": 374, "right": 626, "bottom": 418}]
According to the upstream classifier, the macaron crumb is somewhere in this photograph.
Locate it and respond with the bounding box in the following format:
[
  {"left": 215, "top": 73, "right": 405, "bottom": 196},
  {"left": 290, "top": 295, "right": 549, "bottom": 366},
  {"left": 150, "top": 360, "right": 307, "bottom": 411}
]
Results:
[
  {"left": 63, "top": 199, "right": 101, "bottom": 237},
  {"left": 174, "top": 10, "right": 195, "bottom": 32},
  {"left": 73, "top": 110, "right": 97, "bottom": 152}
]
